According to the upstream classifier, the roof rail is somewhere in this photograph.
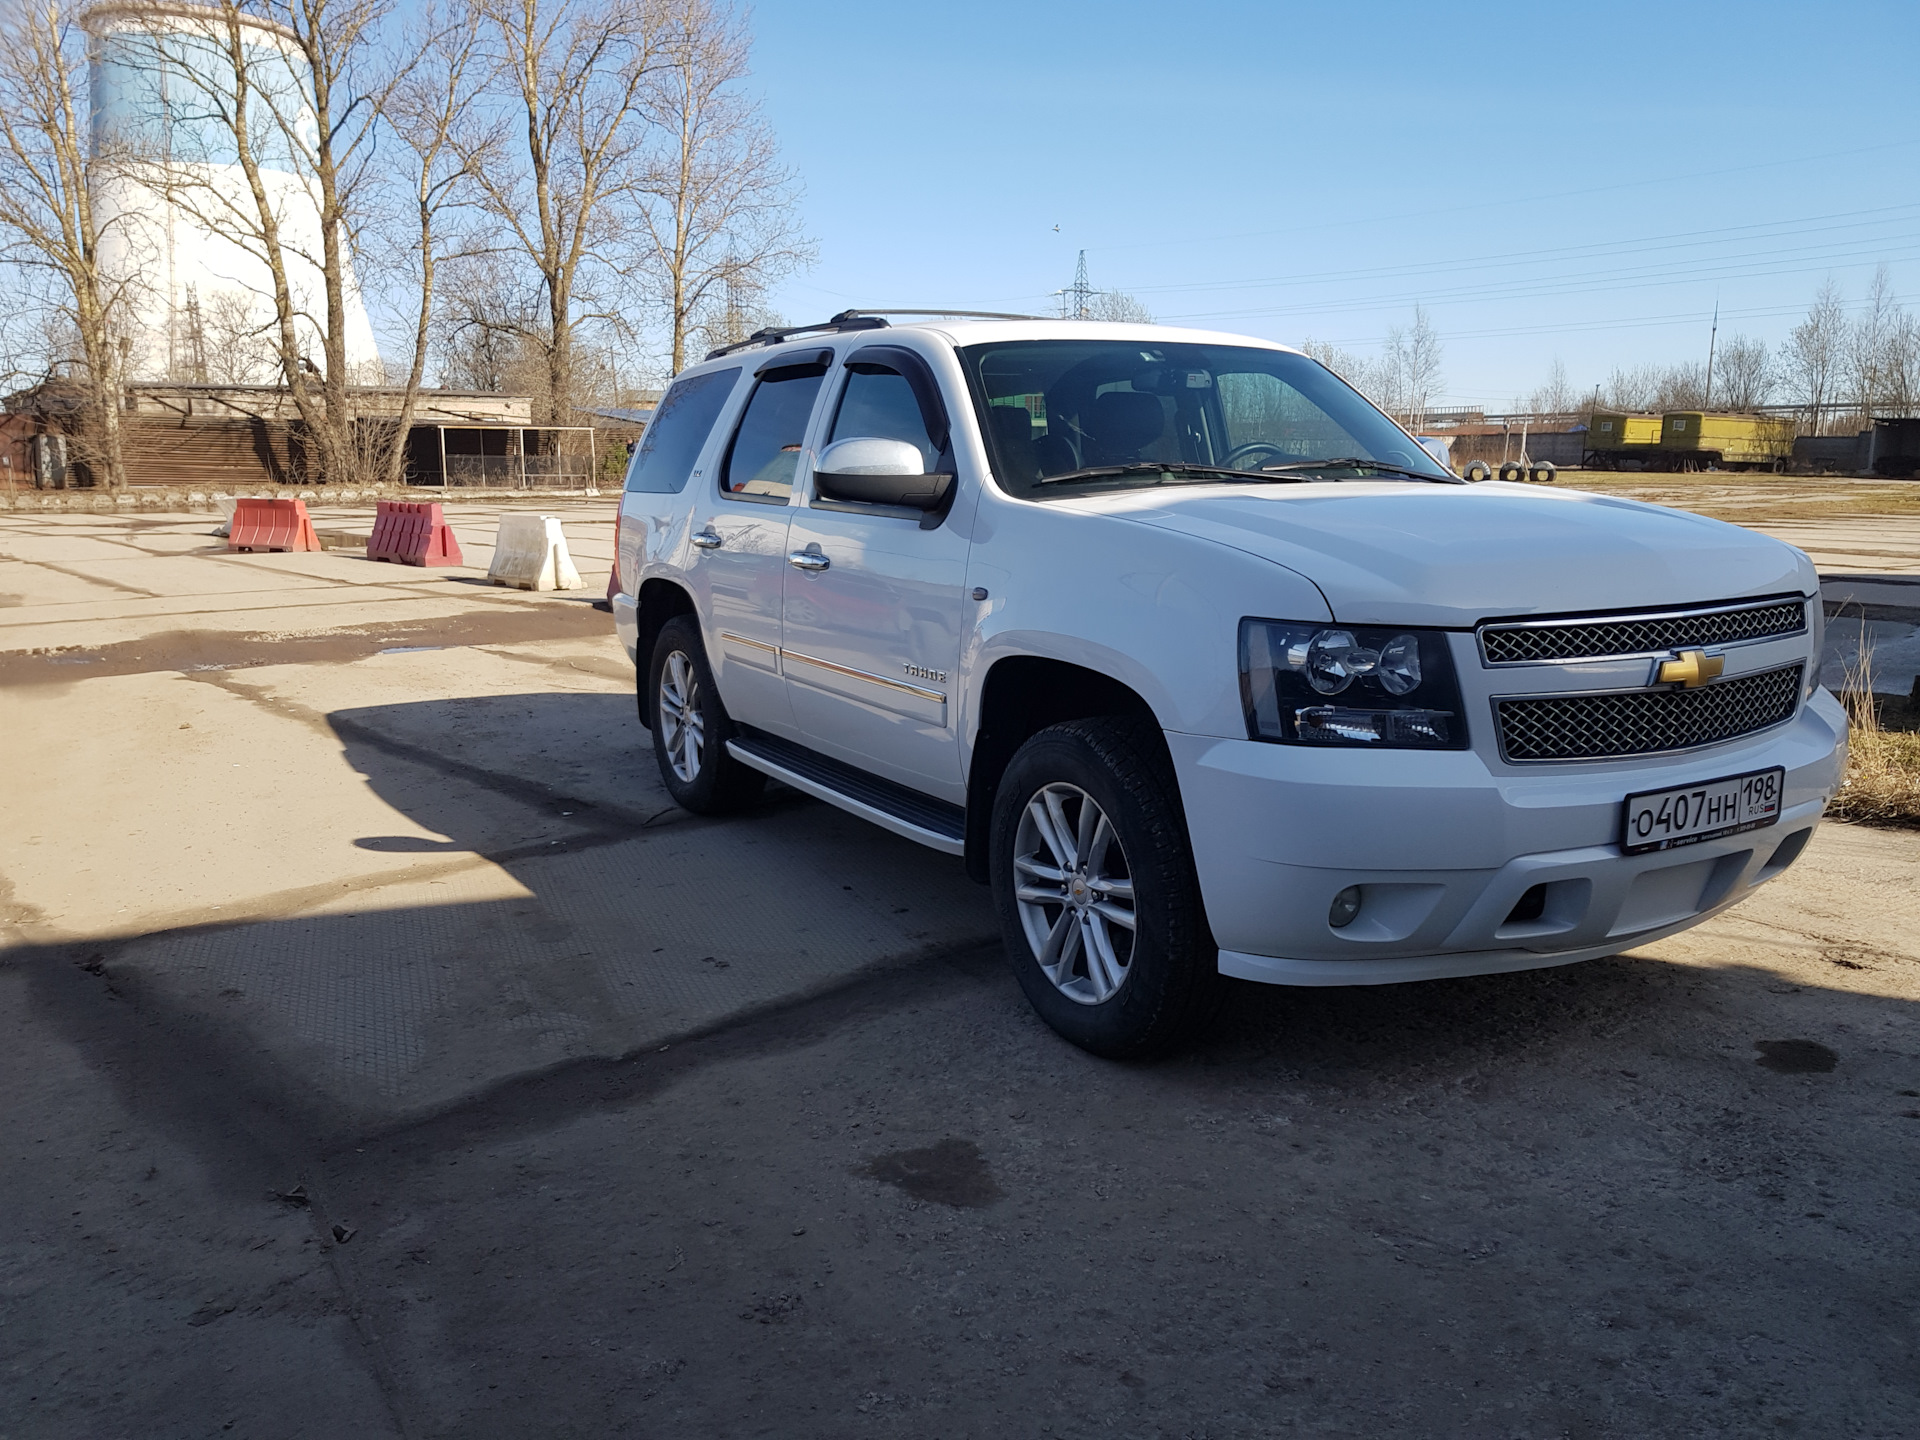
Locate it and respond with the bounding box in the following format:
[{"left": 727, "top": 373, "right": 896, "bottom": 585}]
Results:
[
  {"left": 702, "top": 307, "right": 1046, "bottom": 362},
  {"left": 840, "top": 309, "right": 1045, "bottom": 321},
  {"left": 704, "top": 310, "right": 887, "bottom": 361}
]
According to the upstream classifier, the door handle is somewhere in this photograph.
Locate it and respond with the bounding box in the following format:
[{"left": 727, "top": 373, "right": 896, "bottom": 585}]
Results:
[
  {"left": 787, "top": 550, "right": 831, "bottom": 572},
  {"left": 691, "top": 528, "right": 723, "bottom": 549}
]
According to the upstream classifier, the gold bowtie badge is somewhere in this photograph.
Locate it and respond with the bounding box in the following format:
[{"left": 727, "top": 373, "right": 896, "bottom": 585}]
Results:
[{"left": 1656, "top": 649, "right": 1725, "bottom": 688}]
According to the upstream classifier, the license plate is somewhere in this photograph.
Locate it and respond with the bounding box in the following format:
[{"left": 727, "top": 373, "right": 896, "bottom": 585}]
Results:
[{"left": 1621, "top": 767, "right": 1784, "bottom": 855}]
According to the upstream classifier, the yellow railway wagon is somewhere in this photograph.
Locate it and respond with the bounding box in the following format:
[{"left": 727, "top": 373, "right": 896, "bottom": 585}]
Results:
[
  {"left": 1588, "top": 413, "right": 1663, "bottom": 449},
  {"left": 1660, "top": 412, "right": 1796, "bottom": 470},
  {"left": 1582, "top": 412, "right": 1663, "bottom": 470}
]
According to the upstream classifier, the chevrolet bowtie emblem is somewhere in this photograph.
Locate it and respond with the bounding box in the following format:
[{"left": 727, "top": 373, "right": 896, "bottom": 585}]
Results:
[{"left": 1656, "top": 649, "right": 1725, "bottom": 688}]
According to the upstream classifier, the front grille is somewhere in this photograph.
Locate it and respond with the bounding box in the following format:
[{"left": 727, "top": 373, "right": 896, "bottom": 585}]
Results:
[
  {"left": 1481, "top": 599, "right": 1806, "bottom": 664},
  {"left": 1497, "top": 664, "right": 1803, "bottom": 762}
]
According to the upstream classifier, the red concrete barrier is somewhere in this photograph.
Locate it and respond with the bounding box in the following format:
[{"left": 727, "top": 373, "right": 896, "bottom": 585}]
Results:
[
  {"left": 228, "top": 497, "right": 320, "bottom": 553},
  {"left": 367, "top": 500, "right": 463, "bottom": 567}
]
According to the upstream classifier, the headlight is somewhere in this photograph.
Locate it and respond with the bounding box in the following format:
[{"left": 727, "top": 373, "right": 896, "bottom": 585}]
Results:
[{"left": 1239, "top": 619, "right": 1467, "bottom": 749}]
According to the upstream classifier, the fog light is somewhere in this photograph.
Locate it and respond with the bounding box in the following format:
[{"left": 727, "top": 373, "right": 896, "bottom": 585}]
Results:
[{"left": 1328, "top": 886, "right": 1362, "bottom": 928}]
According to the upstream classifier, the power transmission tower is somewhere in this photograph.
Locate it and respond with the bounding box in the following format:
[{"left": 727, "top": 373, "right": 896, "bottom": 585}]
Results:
[
  {"left": 1057, "top": 250, "right": 1096, "bottom": 319},
  {"left": 722, "top": 255, "right": 744, "bottom": 345}
]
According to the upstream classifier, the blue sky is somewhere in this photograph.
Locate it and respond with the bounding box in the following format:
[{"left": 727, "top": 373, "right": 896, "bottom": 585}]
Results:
[{"left": 746, "top": 0, "right": 1920, "bottom": 409}]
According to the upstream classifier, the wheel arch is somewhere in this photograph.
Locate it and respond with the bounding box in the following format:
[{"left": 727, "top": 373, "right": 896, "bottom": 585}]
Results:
[
  {"left": 963, "top": 654, "right": 1173, "bottom": 884},
  {"left": 634, "top": 578, "right": 697, "bottom": 729}
]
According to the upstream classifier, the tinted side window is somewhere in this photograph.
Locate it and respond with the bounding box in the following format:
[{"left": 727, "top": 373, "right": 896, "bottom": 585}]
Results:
[
  {"left": 625, "top": 368, "right": 740, "bottom": 493},
  {"left": 828, "top": 369, "right": 938, "bottom": 472},
  {"left": 722, "top": 371, "right": 824, "bottom": 500}
]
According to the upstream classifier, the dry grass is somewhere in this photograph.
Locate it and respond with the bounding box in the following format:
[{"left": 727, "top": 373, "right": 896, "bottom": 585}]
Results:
[
  {"left": 1828, "top": 640, "right": 1920, "bottom": 828},
  {"left": 1554, "top": 469, "right": 1920, "bottom": 526}
]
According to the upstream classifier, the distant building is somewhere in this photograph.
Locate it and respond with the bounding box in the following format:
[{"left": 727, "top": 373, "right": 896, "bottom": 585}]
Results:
[{"left": 3, "top": 381, "right": 603, "bottom": 489}]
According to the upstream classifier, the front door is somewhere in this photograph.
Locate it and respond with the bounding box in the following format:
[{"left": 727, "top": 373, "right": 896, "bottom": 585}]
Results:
[{"left": 781, "top": 349, "right": 971, "bottom": 803}]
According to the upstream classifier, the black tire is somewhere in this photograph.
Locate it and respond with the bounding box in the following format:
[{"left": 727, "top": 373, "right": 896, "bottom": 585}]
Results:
[
  {"left": 1462, "top": 459, "right": 1493, "bottom": 483},
  {"left": 646, "top": 616, "right": 766, "bottom": 814},
  {"left": 1529, "top": 462, "right": 1557, "bottom": 484},
  {"left": 990, "top": 717, "right": 1220, "bottom": 1059},
  {"left": 1497, "top": 460, "right": 1526, "bottom": 483}
]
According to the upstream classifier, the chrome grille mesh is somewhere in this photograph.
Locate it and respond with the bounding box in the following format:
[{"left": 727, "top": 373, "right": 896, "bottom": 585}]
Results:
[
  {"left": 1481, "top": 599, "right": 1806, "bottom": 664},
  {"left": 1497, "top": 665, "right": 1803, "bottom": 762}
]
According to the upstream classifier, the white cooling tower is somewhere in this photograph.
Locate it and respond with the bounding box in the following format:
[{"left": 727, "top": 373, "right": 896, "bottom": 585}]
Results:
[{"left": 83, "top": 1, "right": 381, "bottom": 383}]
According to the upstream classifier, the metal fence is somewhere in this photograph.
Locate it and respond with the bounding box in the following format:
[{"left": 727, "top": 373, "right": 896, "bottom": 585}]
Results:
[{"left": 443, "top": 454, "right": 596, "bottom": 488}]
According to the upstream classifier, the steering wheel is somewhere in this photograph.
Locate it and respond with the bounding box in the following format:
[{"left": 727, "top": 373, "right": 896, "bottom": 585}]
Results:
[{"left": 1223, "top": 441, "right": 1292, "bottom": 469}]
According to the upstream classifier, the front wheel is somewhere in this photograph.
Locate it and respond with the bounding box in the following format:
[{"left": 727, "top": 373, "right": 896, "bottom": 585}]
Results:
[
  {"left": 991, "top": 717, "right": 1220, "bottom": 1058},
  {"left": 647, "top": 616, "right": 765, "bottom": 814}
]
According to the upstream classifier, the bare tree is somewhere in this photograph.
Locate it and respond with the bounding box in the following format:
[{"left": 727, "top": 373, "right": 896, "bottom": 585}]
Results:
[
  {"left": 1710, "top": 335, "right": 1773, "bottom": 411},
  {"left": 202, "top": 288, "right": 282, "bottom": 383},
  {"left": 120, "top": 0, "right": 395, "bottom": 481},
  {"left": 462, "top": 0, "right": 668, "bottom": 423},
  {"left": 1599, "top": 364, "right": 1658, "bottom": 413},
  {"left": 1298, "top": 337, "right": 1379, "bottom": 397},
  {"left": 682, "top": 266, "right": 782, "bottom": 357},
  {"left": 0, "top": 0, "right": 132, "bottom": 488},
  {"left": 436, "top": 254, "right": 549, "bottom": 390},
  {"left": 1380, "top": 305, "right": 1443, "bottom": 431},
  {"left": 1784, "top": 278, "right": 1846, "bottom": 434},
  {"left": 1882, "top": 309, "right": 1920, "bottom": 419},
  {"left": 372, "top": 0, "right": 489, "bottom": 479},
  {"left": 1086, "top": 290, "right": 1153, "bottom": 324},
  {"left": 635, "top": 0, "right": 810, "bottom": 374},
  {"left": 1524, "top": 357, "right": 1577, "bottom": 420},
  {"left": 1848, "top": 264, "right": 1902, "bottom": 419}
]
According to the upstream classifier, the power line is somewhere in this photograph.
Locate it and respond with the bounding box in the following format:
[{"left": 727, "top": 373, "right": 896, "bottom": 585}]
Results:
[
  {"left": 1087, "top": 138, "right": 1920, "bottom": 258},
  {"left": 1120, "top": 203, "right": 1920, "bottom": 299}
]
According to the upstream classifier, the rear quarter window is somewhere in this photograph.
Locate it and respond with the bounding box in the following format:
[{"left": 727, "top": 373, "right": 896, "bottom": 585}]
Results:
[{"left": 625, "top": 367, "right": 741, "bottom": 493}]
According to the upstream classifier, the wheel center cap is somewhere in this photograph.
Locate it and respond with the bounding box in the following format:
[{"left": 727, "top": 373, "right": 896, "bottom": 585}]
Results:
[{"left": 1068, "top": 875, "right": 1091, "bottom": 908}]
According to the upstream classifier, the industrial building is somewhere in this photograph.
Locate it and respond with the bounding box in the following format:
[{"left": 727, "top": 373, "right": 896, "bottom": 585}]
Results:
[{"left": 83, "top": 0, "right": 382, "bottom": 384}]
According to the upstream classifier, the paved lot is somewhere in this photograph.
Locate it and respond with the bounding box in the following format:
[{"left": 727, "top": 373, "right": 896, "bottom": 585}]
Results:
[{"left": 3, "top": 505, "right": 1919, "bottom": 1438}]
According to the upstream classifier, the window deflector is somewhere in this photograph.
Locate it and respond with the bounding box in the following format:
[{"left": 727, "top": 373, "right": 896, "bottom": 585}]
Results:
[{"left": 809, "top": 348, "right": 957, "bottom": 528}]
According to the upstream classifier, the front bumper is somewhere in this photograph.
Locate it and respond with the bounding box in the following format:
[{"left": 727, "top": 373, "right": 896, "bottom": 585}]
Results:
[{"left": 1169, "top": 689, "right": 1848, "bottom": 986}]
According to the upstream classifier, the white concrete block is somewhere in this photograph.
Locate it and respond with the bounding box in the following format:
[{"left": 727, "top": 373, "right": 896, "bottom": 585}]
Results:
[{"left": 488, "top": 513, "right": 584, "bottom": 591}]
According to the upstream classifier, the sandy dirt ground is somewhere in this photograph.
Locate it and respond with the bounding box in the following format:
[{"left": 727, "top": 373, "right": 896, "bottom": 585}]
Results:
[{"left": 2, "top": 503, "right": 1917, "bottom": 1439}]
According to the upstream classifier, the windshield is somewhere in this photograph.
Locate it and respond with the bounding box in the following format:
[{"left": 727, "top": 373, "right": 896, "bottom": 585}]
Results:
[{"left": 959, "top": 339, "right": 1452, "bottom": 498}]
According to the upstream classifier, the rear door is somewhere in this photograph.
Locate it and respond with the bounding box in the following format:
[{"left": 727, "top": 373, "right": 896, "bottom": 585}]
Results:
[
  {"left": 781, "top": 344, "right": 972, "bottom": 803},
  {"left": 686, "top": 351, "right": 833, "bottom": 738}
]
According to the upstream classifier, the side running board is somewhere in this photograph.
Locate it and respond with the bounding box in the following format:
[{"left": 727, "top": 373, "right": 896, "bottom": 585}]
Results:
[{"left": 726, "top": 729, "right": 966, "bottom": 856}]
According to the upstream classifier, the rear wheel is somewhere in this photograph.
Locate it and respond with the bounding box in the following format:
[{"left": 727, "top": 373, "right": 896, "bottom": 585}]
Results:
[
  {"left": 647, "top": 616, "right": 765, "bottom": 814},
  {"left": 991, "top": 717, "right": 1220, "bottom": 1058}
]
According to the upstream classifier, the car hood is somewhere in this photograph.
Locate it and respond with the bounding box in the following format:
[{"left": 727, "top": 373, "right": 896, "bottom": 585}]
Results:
[{"left": 1073, "top": 481, "right": 1816, "bottom": 626}]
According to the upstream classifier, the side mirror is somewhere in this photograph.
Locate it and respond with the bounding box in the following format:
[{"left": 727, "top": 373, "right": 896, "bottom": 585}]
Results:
[{"left": 813, "top": 436, "right": 953, "bottom": 512}]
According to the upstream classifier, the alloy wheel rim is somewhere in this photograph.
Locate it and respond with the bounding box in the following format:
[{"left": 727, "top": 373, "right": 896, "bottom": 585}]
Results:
[
  {"left": 659, "top": 650, "right": 705, "bottom": 783},
  {"left": 1012, "top": 782, "right": 1137, "bottom": 1005}
]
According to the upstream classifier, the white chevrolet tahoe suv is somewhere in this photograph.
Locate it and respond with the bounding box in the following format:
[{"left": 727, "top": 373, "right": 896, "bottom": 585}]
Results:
[{"left": 612, "top": 313, "right": 1848, "bottom": 1057}]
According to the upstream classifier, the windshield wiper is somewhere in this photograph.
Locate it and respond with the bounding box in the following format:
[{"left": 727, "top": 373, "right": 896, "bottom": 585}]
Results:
[
  {"left": 1257, "top": 456, "right": 1464, "bottom": 484},
  {"left": 1033, "top": 462, "right": 1308, "bottom": 488}
]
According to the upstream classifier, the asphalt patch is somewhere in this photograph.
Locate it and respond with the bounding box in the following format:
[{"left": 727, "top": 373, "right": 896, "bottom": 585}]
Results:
[
  {"left": 1753, "top": 1039, "right": 1839, "bottom": 1074},
  {"left": 0, "top": 603, "right": 611, "bottom": 685},
  {"left": 859, "top": 1137, "right": 1004, "bottom": 1208}
]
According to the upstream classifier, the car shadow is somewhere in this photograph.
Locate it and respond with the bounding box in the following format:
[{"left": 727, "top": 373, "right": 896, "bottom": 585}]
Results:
[{"left": 15, "top": 684, "right": 1898, "bottom": 1163}]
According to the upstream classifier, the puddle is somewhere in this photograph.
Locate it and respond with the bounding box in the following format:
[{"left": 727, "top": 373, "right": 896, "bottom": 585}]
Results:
[
  {"left": 0, "top": 605, "right": 610, "bottom": 685},
  {"left": 859, "top": 1138, "right": 1004, "bottom": 1208},
  {"left": 1754, "top": 1039, "right": 1838, "bottom": 1074}
]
